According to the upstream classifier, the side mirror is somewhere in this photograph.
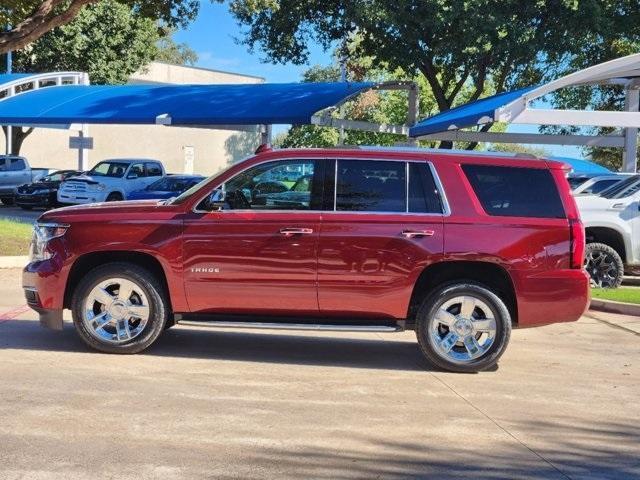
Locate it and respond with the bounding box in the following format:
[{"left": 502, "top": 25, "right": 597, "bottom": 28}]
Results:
[{"left": 206, "top": 188, "right": 226, "bottom": 211}]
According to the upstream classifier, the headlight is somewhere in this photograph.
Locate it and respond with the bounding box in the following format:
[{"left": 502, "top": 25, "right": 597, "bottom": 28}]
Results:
[
  {"left": 29, "top": 222, "right": 69, "bottom": 262},
  {"left": 94, "top": 183, "right": 106, "bottom": 191}
]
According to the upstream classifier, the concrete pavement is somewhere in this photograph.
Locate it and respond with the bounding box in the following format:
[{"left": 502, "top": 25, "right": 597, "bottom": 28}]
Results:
[{"left": 0, "top": 268, "right": 638, "bottom": 479}]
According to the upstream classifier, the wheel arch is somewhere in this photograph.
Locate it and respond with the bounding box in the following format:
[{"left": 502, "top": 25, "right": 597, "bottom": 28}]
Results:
[
  {"left": 407, "top": 260, "right": 517, "bottom": 327},
  {"left": 585, "top": 226, "right": 627, "bottom": 264},
  {"left": 64, "top": 251, "right": 172, "bottom": 313}
]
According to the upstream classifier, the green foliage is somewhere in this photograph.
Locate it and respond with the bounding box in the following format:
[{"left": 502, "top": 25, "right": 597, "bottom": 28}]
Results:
[
  {"left": 156, "top": 29, "right": 199, "bottom": 66},
  {"left": 591, "top": 287, "right": 640, "bottom": 305},
  {"left": 229, "top": 0, "right": 640, "bottom": 157},
  {"left": 1, "top": 0, "right": 202, "bottom": 32},
  {"left": 12, "top": 0, "right": 159, "bottom": 85}
]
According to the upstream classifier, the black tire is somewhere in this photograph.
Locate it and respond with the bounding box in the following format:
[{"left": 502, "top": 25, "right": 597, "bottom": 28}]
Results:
[
  {"left": 416, "top": 282, "right": 512, "bottom": 373},
  {"left": 105, "top": 192, "right": 123, "bottom": 202},
  {"left": 0, "top": 196, "right": 14, "bottom": 206},
  {"left": 585, "top": 242, "right": 624, "bottom": 288},
  {"left": 71, "top": 262, "right": 169, "bottom": 354}
]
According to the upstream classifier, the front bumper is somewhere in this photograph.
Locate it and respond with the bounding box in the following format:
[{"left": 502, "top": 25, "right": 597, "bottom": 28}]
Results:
[
  {"left": 57, "top": 191, "right": 104, "bottom": 204},
  {"left": 23, "top": 257, "right": 69, "bottom": 330},
  {"left": 15, "top": 193, "right": 56, "bottom": 207}
]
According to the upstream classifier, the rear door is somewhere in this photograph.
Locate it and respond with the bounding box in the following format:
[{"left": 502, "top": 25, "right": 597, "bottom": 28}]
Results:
[
  {"left": 7, "top": 157, "right": 30, "bottom": 188},
  {"left": 317, "top": 158, "right": 445, "bottom": 319}
]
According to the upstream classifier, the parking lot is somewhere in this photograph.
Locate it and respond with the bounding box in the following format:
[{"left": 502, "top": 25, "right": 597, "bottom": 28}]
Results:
[{"left": 0, "top": 267, "right": 637, "bottom": 479}]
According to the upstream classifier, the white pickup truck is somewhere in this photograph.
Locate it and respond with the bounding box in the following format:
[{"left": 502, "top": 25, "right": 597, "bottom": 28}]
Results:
[
  {"left": 575, "top": 175, "right": 640, "bottom": 287},
  {"left": 0, "top": 155, "right": 50, "bottom": 205},
  {"left": 57, "top": 158, "right": 165, "bottom": 205}
]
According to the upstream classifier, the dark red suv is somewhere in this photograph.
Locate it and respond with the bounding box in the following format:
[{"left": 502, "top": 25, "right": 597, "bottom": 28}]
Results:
[{"left": 22, "top": 147, "right": 590, "bottom": 372}]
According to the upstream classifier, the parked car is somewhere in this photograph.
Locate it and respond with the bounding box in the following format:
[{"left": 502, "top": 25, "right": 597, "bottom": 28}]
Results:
[
  {"left": 127, "top": 174, "right": 205, "bottom": 200},
  {"left": 15, "top": 170, "right": 83, "bottom": 210},
  {"left": 23, "top": 147, "right": 589, "bottom": 373},
  {"left": 572, "top": 174, "right": 630, "bottom": 196},
  {"left": 575, "top": 174, "right": 640, "bottom": 288},
  {"left": 57, "top": 159, "right": 165, "bottom": 205},
  {"left": 0, "top": 155, "right": 51, "bottom": 205}
]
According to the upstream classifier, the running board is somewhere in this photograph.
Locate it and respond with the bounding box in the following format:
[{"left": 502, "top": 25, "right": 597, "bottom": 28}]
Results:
[{"left": 176, "top": 320, "right": 403, "bottom": 333}]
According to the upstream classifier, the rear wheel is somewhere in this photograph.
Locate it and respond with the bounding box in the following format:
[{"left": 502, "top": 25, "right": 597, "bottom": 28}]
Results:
[
  {"left": 416, "top": 282, "right": 511, "bottom": 373},
  {"left": 584, "top": 242, "right": 624, "bottom": 288},
  {"left": 71, "top": 263, "right": 168, "bottom": 354}
]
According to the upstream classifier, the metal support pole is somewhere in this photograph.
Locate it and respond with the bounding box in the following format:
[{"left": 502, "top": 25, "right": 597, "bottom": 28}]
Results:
[
  {"left": 407, "top": 83, "right": 419, "bottom": 146},
  {"left": 622, "top": 87, "right": 639, "bottom": 173},
  {"left": 260, "top": 124, "right": 272, "bottom": 145}
]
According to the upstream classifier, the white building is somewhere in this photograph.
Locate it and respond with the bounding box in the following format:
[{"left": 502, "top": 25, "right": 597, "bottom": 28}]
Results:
[{"left": 17, "top": 62, "right": 264, "bottom": 175}]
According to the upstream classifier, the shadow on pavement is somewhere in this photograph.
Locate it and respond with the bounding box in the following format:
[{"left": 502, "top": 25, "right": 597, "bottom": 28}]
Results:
[{"left": 0, "top": 318, "right": 433, "bottom": 372}]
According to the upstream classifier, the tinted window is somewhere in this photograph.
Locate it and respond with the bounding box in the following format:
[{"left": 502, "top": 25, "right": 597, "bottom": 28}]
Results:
[
  {"left": 408, "top": 163, "right": 443, "bottom": 213},
  {"left": 600, "top": 175, "right": 640, "bottom": 199},
  {"left": 128, "top": 163, "right": 145, "bottom": 178},
  {"left": 336, "top": 160, "right": 406, "bottom": 212},
  {"left": 462, "top": 165, "right": 565, "bottom": 218},
  {"left": 7, "top": 158, "right": 26, "bottom": 171},
  {"left": 211, "top": 159, "right": 320, "bottom": 211},
  {"left": 146, "top": 162, "right": 162, "bottom": 176},
  {"left": 90, "top": 161, "right": 129, "bottom": 177},
  {"left": 584, "top": 179, "right": 621, "bottom": 194}
]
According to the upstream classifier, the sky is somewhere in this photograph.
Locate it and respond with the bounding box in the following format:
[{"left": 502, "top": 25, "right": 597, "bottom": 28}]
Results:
[{"left": 175, "top": 2, "right": 582, "bottom": 158}]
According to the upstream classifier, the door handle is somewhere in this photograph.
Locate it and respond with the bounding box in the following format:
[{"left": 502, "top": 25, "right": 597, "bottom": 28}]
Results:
[
  {"left": 401, "top": 229, "right": 435, "bottom": 238},
  {"left": 280, "top": 227, "right": 314, "bottom": 237}
]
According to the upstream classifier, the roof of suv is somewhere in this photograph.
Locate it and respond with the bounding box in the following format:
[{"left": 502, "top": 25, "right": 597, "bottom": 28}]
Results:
[
  {"left": 96, "top": 158, "right": 162, "bottom": 164},
  {"left": 259, "top": 146, "right": 568, "bottom": 170}
]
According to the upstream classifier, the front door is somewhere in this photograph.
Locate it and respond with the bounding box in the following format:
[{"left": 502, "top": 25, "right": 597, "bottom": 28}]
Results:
[
  {"left": 318, "top": 159, "right": 445, "bottom": 319},
  {"left": 182, "top": 158, "right": 324, "bottom": 315}
]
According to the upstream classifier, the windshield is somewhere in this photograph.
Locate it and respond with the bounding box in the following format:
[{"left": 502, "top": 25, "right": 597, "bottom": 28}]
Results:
[
  {"left": 89, "top": 161, "right": 129, "bottom": 178},
  {"left": 600, "top": 175, "right": 640, "bottom": 199},
  {"left": 170, "top": 162, "right": 239, "bottom": 205}
]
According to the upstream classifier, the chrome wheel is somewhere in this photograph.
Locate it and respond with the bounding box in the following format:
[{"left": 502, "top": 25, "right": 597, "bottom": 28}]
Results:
[
  {"left": 82, "top": 278, "right": 150, "bottom": 344},
  {"left": 585, "top": 250, "right": 619, "bottom": 288},
  {"left": 429, "top": 295, "right": 497, "bottom": 365}
]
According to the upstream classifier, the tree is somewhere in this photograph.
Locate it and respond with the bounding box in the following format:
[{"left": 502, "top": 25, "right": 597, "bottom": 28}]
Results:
[
  {"left": 156, "top": 29, "right": 198, "bottom": 66},
  {"left": 3, "top": 0, "right": 160, "bottom": 154},
  {"left": 229, "top": 0, "right": 640, "bottom": 149},
  {"left": 0, "top": 0, "right": 201, "bottom": 54}
]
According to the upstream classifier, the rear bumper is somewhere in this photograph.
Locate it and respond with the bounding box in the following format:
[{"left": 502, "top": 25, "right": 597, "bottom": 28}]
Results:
[
  {"left": 22, "top": 257, "right": 69, "bottom": 330},
  {"left": 513, "top": 269, "right": 590, "bottom": 328}
]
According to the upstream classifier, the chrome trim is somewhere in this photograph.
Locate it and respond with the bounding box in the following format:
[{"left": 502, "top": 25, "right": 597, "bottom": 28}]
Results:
[
  {"left": 23, "top": 286, "right": 38, "bottom": 293},
  {"left": 191, "top": 155, "right": 451, "bottom": 217},
  {"left": 177, "top": 320, "right": 402, "bottom": 332}
]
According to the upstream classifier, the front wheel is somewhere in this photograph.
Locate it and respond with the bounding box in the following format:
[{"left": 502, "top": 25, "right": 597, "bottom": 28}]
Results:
[
  {"left": 71, "top": 262, "right": 169, "bottom": 354},
  {"left": 416, "top": 282, "right": 512, "bottom": 373}
]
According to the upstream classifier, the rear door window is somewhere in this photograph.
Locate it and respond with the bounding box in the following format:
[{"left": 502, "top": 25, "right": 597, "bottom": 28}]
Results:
[
  {"left": 7, "top": 158, "right": 26, "bottom": 171},
  {"left": 408, "top": 163, "right": 443, "bottom": 214},
  {"left": 336, "top": 160, "right": 406, "bottom": 212},
  {"left": 146, "top": 162, "right": 163, "bottom": 177},
  {"left": 462, "top": 165, "right": 565, "bottom": 218}
]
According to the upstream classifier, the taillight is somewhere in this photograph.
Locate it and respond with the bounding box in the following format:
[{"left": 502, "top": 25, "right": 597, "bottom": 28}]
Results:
[{"left": 569, "top": 218, "right": 585, "bottom": 269}]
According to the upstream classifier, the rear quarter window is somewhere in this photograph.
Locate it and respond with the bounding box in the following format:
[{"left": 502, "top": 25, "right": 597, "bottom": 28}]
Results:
[{"left": 462, "top": 165, "right": 565, "bottom": 219}]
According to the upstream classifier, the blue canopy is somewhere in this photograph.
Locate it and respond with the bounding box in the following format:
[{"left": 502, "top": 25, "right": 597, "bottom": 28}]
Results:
[
  {"left": 0, "top": 81, "right": 373, "bottom": 126},
  {"left": 409, "top": 86, "right": 538, "bottom": 137},
  {"left": 0, "top": 73, "right": 32, "bottom": 85},
  {"left": 549, "top": 156, "right": 611, "bottom": 175}
]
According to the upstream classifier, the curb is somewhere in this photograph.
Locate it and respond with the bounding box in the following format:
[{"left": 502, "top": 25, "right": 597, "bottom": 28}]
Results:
[
  {"left": 589, "top": 298, "right": 640, "bottom": 317},
  {"left": 0, "top": 256, "right": 28, "bottom": 269}
]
